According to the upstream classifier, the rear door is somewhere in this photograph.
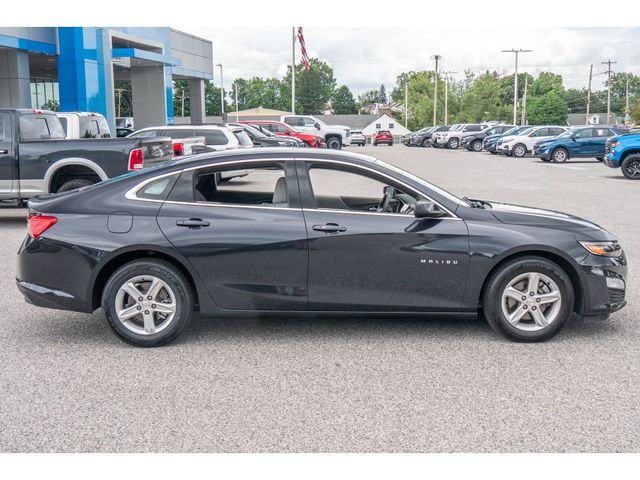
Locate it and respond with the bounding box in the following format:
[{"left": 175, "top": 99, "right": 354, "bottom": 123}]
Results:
[
  {"left": 156, "top": 159, "right": 309, "bottom": 311},
  {"left": 0, "top": 112, "right": 15, "bottom": 196}
]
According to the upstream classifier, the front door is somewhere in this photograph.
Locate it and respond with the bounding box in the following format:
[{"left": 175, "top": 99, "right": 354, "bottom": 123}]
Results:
[
  {"left": 157, "top": 159, "right": 309, "bottom": 311},
  {"left": 296, "top": 160, "right": 470, "bottom": 312},
  {"left": 0, "top": 113, "right": 15, "bottom": 196}
]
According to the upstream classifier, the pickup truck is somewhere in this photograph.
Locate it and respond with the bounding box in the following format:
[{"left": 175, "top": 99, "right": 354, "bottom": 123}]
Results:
[
  {"left": 57, "top": 112, "right": 112, "bottom": 139},
  {"left": 280, "top": 114, "right": 351, "bottom": 150},
  {"left": 0, "top": 109, "right": 173, "bottom": 203},
  {"left": 604, "top": 132, "right": 640, "bottom": 180}
]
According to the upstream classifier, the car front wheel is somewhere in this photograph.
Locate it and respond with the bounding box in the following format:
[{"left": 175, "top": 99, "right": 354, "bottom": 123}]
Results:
[
  {"left": 621, "top": 154, "right": 640, "bottom": 180},
  {"left": 472, "top": 140, "right": 483, "bottom": 152},
  {"left": 447, "top": 138, "right": 459, "bottom": 149},
  {"left": 512, "top": 144, "right": 527, "bottom": 157},
  {"left": 482, "top": 256, "right": 574, "bottom": 342},
  {"left": 326, "top": 137, "right": 342, "bottom": 149},
  {"left": 552, "top": 148, "right": 568, "bottom": 163},
  {"left": 102, "top": 259, "right": 193, "bottom": 347}
]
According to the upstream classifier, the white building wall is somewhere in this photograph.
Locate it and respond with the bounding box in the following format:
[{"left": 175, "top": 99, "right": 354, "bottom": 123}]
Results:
[{"left": 361, "top": 114, "right": 410, "bottom": 138}]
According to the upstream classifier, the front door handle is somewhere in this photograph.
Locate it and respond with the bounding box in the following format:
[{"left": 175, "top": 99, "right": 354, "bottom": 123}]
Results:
[
  {"left": 176, "top": 218, "right": 210, "bottom": 228},
  {"left": 312, "top": 223, "right": 347, "bottom": 233},
  {"left": 0, "top": 149, "right": 8, "bottom": 154}
]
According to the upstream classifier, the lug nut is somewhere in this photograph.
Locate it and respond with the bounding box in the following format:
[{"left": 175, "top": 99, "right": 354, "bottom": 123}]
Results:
[
  {"left": 144, "top": 310, "right": 150, "bottom": 315},
  {"left": 137, "top": 306, "right": 141, "bottom": 311},
  {"left": 138, "top": 297, "right": 143, "bottom": 302},
  {"left": 521, "top": 296, "right": 526, "bottom": 301},
  {"left": 530, "top": 292, "right": 535, "bottom": 296},
  {"left": 523, "top": 305, "right": 528, "bottom": 309},
  {"left": 151, "top": 304, "right": 156, "bottom": 309},
  {"left": 147, "top": 296, "right": 152, "bottom": 300},
  {"left": 536, "top": 298, "right": 541, "bottom": 303},
  {"left": 532, "top": 306, "right": 537, "bottom": 311}
]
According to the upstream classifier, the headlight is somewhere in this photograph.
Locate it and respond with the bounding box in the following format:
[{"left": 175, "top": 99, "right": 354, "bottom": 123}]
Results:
[
  {"left": 579, "top": 241, "right": 623, "bottom": 257},
  {"left": 610, "top": 141, "right": 619, "bottom": 148}
]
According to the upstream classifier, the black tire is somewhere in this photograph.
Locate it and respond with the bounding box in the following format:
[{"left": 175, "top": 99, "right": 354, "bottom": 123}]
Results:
[
  {"left": 489, "top": 151, "right": 497, "bottom": 155},
  {"left": 596, "top": 157, "right": 604, "bottom": 162},
  {"left": 472, "top": 139, "right": 483, "bottom": 152},
  {"left": 101, "top": 259, "right": 193, "bottom": 347},
  {"left": 552, "top": 147, "right": 569, "bottom": 163},
  {"left": 421, "top": 138, "right": 431, "bottom": 148},
  {"left": 512, "top": 143, "right": 527, "bottom": 158},
  {"left": 326, "top": 137, "right": 342, "bottom": 150},
  {"left": 621, "top": 154, "right": 640, "bottom": 180},
  {"left": 482, "top": 256, "right": 574, "bottom": 342},
  {"left": 447, "top": 138, "right": 460, "bottom": 149},
  {"left": 541, "top": 157, "right": 551, "bottom": 163},
  {"left": 56, "top": 178, "right": 94, "bottom": 193}
]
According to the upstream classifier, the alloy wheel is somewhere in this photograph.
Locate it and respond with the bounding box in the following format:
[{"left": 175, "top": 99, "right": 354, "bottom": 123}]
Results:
[
  {"left": 473, "top": 140, "right": 483, "bottom": 152},
  {"left": 513, "top": 145, "right": 526, "bottom": 157},
  {"left": 553, "top": 149, "right": 568, "bottom": 162},
  {"left": 114, "top": 275, "right": 177, "bottom": 335},
  {"left": 501, "top": 272, "right": 562, "bottom": 332},
  {"left": 623, "top": 158, "right": 640, "bottom": 179}
]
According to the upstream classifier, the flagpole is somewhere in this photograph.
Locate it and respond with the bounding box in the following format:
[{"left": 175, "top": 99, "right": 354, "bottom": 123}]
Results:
[{"left": 291, "top": 27, "right": 296, "bottom": 115}]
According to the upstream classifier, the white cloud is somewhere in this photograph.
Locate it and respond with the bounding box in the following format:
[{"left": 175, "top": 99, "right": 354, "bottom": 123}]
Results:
[{"left": 187, "top": 27, "right": 640, "bottom": 95}]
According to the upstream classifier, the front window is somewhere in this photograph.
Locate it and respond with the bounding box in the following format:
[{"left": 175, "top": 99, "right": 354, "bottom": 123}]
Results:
[{"left": 307, "top": 165, "right": 424, "bottom": 215}]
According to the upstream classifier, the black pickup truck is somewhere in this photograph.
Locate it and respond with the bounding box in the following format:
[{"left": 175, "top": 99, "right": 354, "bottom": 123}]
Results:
[{"left": 0, "top": 109, "right": 173, "bottom": 203}]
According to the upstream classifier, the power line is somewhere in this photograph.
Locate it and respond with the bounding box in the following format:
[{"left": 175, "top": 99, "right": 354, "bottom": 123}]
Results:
[{"left": 601, "top": 58, "right": 617, "bottom": 124}]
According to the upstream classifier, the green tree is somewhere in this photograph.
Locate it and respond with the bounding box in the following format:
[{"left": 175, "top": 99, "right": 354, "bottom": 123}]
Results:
[
  {"left": 229, "top": 76, "right": 286, "bottom": 112},
  {"left": 378, "top": 83, "right": 387, "bottom": 103},
  {"left": 204, "top": 82, "right": 227, "bottom": 116},
  {"left": 356, "top": 89, "right": 381, "bottom": 112},
  {"left": 331, "top": 85, "right": 357, "bottom": 114},
  {"left": 530, "top": 72, "right": 564, "bottom": 97},
  {"left": 281, "top": 58, "right": 336, "bottom": 113},
  {"left": 527, "top": 91, "right": 568, "bottom": 125},
  {"left": 389, "top": 70, "right": 450, "bottom": 130},
  {"left": 43, "top": 99, "right": 60, "bottom": 112},
  {"left": 460, "top": 71, "right": 505, "bottom": 122},
  {"left": 114, "top": 81, "right": 132, "bottom": 117},
  {"left": 173, "top": 80, "right": 190, "bottom": 117}
]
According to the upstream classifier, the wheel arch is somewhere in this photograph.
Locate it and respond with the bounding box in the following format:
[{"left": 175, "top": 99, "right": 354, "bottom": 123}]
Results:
[
  {"left": 620, "top": 148, "right": 640, "bottom": 161},
  {"left": 551, "top": 146, "right": 569, "bottom": 160},
  {"left": 89, "top": 246, "right": 204, "bottom": 313},
  {"left": 44, "top": 158, "right": 108, "bottom": 193},
  {"left": 478, "top": 248, "right": 584, "bottom": 315}
]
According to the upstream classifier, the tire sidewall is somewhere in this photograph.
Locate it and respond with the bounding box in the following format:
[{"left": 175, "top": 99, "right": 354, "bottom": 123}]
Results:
[
  {"left": 552, "top": 148, "right": 568, "bottom": 163},
  {"left": 513, "top": 144, "right": 526, "bottom": 157},
  {"left": 327, "top": 137, "right": 342, "bottom": 149},
  {"left": 473, "top": 140, "right": 483, "bottom": 152},
  {"left": 102, "top": 260, "right": 193, "bottom": 347},
  {"left": 448, "top": 138, "right": 459, "bottom": 149},
  {"left": 621, "top": 155, "right": 640, "bottom": 180},
  {"left": 483, "top": 258, "right": 574, "bottom": 342},
  {"left": 57, "top": 178, "right": 93, "bottom": 193}
]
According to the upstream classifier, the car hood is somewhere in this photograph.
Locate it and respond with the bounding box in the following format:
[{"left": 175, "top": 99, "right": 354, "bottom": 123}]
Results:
[{"left": 488, "top": 201, "right": 611, "bottom": 235}]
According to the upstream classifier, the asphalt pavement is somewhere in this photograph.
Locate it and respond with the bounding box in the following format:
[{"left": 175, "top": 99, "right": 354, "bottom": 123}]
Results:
[{"left": 1, "top": 145, "right": 638, "bottom": 452}]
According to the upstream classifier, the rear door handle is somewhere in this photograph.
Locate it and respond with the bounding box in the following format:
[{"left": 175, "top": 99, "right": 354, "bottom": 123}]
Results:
[
  {"left": 176, "top": 218, "right": 210, "bottom": 228},
  {"left": 312, "top": 223, "right": 346, "bottom": 233},
  {"left": 0, "top": 149, "right": 8, "bottom": 154}
]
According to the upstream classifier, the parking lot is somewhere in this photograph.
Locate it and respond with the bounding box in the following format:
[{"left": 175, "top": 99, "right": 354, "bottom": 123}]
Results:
[{"left": 1, "top": 145, "right": 638, "bottom": 453}]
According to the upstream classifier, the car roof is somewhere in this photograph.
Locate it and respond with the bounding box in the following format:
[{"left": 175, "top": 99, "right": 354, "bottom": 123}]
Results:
[{"left": 136, "top": 125, "right": 228, "bottom": 131}]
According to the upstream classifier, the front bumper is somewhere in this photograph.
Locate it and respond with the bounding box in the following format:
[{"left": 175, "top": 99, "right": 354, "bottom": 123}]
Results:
[
  {"left": 579, "top": 252, "right": 628, "bottom": 318},
  {"left": 603, "top": 154, "right": 621, "bottom": 168}
]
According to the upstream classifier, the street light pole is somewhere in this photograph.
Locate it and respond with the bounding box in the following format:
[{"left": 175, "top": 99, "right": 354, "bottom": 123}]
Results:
[
  {"left": 502, "top": 49, "right": 532, "bottom": 125},
  {"left": 431, "top": 55, "right": 442, "bottom": 126},
  {"left": 441, "top": 70, "right": 457, "bottom": 126},
  {"left": 216, "top": 63, "right": 225, "bottom": 120}
]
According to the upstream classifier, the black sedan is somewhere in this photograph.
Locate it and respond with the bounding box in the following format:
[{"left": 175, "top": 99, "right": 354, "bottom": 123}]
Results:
[
  {"left": 17, "top": 149, "right": 627, "bottom": 346},
  {"left": 231, "top": 122, "right": 304, "bottom": 148}
]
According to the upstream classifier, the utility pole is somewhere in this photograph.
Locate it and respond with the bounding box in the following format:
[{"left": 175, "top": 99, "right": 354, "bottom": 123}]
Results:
[
  {"left": 404, "top": 81, "right": 408, "bottom": 128},
  {"left": 521, "top": 75, "right": 528, "bottom": 126},
  {"left": 180, "top": 86, "right": 186, "bottom": 117},
  {"left": 502, "top": 49, "right": 532, "bottom": 126},
  {"left": 441, "top": 70, "right": 457, "bottom": 126},
  {"left": 216, "top": 63, "right": 225, "bottom": 120},
  {"left": 431, "top": 55, "right": 442, "bottom": 126},
  {"left": 586, "top": 64, "right": 593, "bottom": 125},
  {"left": 114, "top": 88, "right": 125, "bottom": 117},
  {"left": 602, "top": 58, "right": 617, "bottom": 125},
  {"left": 235, "top": 83, "right": 239, "bottom": 122},
  {"left": 625, "top": 77, "right": 630, "bottom": 121},
  {"left": 291, "top": 27, "right": 296, "bottom": 114}
]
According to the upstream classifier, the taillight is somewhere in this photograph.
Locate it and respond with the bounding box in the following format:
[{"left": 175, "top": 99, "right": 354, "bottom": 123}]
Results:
[
  {"left": 28, "top": 215, "right": 57, "bottom": 239},
  {"left": 128, "top": 148, "right": 144, "bottom": 170},
  {"left": 172, "top": 142, "right": 184, "bottom": 156}
]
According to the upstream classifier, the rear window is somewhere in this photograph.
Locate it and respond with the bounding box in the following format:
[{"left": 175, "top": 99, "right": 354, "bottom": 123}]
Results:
[
  {"left": 19, "top": 114, "right": 65, "bottom": 141},
  {"left": 79, "top": 116, "right": 111, "bottom": 138},
  {"left": 378, "top": 130, "right": 391, "bottom": 135},
  {"left": 196, "top": 129, "right": 229, "bottom": 145},
  {"left": 160, "top": 129, "right": 196, "bottom": 139},
  {"left": 136, "top": 174, "right": 179, "bottom": 201}
]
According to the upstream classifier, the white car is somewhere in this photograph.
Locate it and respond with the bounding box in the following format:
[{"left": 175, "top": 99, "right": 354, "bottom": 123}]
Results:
[
  {"left": 434, "top": 123, "right": 489, "bottom": 149},
  {"left": 497, "top": 126, "right": 568, "bottom": 157},
  {"left": 57, "top": 112, "right": 112, "bottom": 139},
  {"left": 281, "top": 114, "right": 351, "bottom": 149}
]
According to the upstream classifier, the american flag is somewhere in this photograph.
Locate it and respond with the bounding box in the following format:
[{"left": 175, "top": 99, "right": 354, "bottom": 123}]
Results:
[{"left": 297, "top": 27, "right": 311, "bottom": 71}]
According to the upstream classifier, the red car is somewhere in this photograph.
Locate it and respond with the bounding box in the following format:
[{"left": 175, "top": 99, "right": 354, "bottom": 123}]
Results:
[
  {"left": 373, "top": 130, "right": 393, "bottom": 146},
  {"left": 240, "top": 120, "right": 326, "bottom": 148}
]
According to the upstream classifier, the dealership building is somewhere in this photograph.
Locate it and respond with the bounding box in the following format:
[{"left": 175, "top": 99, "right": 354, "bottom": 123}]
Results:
[{"left": 0, "top": 27, "right": 213, "bottom": 131}]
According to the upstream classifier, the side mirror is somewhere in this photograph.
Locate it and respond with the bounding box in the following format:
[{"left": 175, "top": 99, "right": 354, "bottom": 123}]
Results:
[
  {"left": 414, "top": 201, "right": 447, "bottom": 219},
  {"left": 314, "top": 122, "right": 321, "bottom": 129}
]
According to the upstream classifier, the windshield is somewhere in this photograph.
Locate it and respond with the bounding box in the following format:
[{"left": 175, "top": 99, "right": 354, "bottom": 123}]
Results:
[
  {"left": 310, "top": 116, "right": 326, "bottom": 126},
  {"left": 373, "top": 159, "right": 469, "bottom": 207},
  {"left": 240, "top": 124, "right": 267, "bottom": 139},
  {"left": 556, "top": 129, "right": 575, "bottom": 138},
  {"left": 518, "top": 127, "right": 535, "bottom": 136}
]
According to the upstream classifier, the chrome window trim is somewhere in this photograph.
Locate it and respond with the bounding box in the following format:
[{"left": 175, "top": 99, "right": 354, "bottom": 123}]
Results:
[{"left": 124, "top": 157, "right": 461, "bottom": 219}]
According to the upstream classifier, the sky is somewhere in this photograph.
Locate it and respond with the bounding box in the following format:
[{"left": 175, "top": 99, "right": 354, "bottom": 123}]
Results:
[{"left": 187, "top": 27, "right": 640, "bottom": 96}]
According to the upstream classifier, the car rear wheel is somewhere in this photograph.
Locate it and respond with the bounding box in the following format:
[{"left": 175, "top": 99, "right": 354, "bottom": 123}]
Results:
[
  {"left": 421, "top": 138, "right": 431, "bottom": 147},
  {"left": 57, "top": 178, "right": 94, "bottom": 193},
  {"left": 512, "top": 144, "right": 527, "bottom": 157},
  {"left": 102, "top": 259, "right": 193, "bottom": 347},
  {"left": 447, "top": 138, "right": 459, "bottom": 149},
  {"left": 552, "top": 148, "right": 568, "bottom": 163},
  {"left": 621, "top": 154, "right": 640, "bottom": 180},
  {"left": 472, "top": 140, "right": 483, "bottom": 152},
  {"left": 482, "top": 256, "right": 574, "bottom": 342}
]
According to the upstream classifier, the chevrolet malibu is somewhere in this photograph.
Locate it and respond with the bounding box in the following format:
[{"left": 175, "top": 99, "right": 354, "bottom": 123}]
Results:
[{"left": 17, "top": 149, "right": 627, "bottom": 347}]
